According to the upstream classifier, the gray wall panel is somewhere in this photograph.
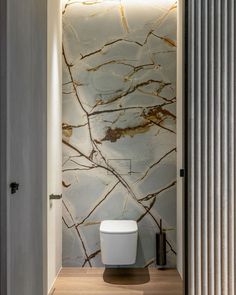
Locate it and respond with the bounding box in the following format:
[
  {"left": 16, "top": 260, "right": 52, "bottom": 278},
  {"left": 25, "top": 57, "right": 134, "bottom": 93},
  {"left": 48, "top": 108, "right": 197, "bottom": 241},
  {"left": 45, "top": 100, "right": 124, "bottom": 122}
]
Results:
[
  {"left": 0, "top": 0, "right": 7, "bottom": 293},
  {"left": 187, "top": 0, "right": 236, "bottom": 294},
  {"left": 5, "top": 0, "right": 47, "bottom": 294}
]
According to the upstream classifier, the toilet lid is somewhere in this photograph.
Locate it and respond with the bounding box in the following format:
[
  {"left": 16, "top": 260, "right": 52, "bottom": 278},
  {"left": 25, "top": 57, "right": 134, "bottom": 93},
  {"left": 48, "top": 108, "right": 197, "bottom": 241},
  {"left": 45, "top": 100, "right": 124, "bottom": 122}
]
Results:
[{"left": 100, "top": 220, "right": 138, "bottom": 234}]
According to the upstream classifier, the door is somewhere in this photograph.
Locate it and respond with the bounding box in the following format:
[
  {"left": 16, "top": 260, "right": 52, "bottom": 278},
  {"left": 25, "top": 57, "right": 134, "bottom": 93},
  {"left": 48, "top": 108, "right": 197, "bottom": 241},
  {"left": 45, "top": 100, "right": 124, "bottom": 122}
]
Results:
[
  {"left": 6, "top": 0, "right": 47, "bottom": 294},
  {"left": 47, "top": 0, "right": 62, "bottom": 292}
]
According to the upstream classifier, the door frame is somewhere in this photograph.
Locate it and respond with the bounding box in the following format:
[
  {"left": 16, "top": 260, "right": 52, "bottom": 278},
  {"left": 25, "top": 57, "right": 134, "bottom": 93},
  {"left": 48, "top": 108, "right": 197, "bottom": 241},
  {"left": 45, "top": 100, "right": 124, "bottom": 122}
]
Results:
[
  {"left": 0, "top": 1, "right": 188, "bottom": 294},
  {"left": 183, "top": 0, "right": 188, "bottom": 293}
]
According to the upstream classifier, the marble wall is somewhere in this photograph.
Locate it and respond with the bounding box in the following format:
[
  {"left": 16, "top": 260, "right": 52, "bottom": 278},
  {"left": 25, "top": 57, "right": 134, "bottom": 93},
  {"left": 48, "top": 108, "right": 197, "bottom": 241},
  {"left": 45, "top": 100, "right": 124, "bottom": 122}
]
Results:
[{"left": 62, "top": 0, "right": 177, "bottom": 267}]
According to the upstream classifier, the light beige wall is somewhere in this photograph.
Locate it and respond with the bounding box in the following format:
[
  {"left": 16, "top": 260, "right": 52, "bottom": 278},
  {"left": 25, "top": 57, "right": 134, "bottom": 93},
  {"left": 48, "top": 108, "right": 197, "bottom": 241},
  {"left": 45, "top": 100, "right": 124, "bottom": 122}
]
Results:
[
  {"left": 47, "top": 0, "right": 62, "bottom": 292},
  {"left": 176, "top": 0, "right": 184, "bottom": 278}
]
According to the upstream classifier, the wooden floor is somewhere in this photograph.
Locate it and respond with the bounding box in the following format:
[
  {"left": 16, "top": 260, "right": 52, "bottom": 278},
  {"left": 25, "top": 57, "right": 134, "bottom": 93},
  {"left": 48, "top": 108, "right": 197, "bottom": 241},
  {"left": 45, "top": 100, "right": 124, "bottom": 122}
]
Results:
[{"left": 51, "top": 268, "right": 183, "bottom": 295}]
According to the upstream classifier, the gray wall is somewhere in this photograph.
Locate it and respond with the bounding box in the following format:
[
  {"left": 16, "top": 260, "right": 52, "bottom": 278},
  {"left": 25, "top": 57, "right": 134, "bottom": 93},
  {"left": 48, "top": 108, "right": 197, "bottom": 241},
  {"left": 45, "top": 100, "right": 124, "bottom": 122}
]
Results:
[
  {"left": 0, "top": 0, "right": 7, "bottom": 293},
  {"left": 187, "top": 0, "right": 236, "bottom": 294},
  {"left": 62, "top": 0, "right": 177, "bottom": 268}
]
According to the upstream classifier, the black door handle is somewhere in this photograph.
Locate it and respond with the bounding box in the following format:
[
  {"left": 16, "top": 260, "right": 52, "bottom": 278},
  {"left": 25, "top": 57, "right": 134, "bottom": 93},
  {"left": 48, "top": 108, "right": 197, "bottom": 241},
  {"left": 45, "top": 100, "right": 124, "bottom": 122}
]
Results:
[
  {"left": 49, "top": 194, "right": 62, "bottom": 200},
  {"left": 10, "top": 182, "right": 20, "bottom": 194}
]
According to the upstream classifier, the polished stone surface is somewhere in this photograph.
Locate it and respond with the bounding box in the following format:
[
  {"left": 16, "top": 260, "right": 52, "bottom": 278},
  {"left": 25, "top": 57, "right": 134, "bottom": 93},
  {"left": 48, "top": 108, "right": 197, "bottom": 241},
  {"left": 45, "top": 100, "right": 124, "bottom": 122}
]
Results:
[{"left": 62, "top": 0, "right": 177, "bottom": 267}]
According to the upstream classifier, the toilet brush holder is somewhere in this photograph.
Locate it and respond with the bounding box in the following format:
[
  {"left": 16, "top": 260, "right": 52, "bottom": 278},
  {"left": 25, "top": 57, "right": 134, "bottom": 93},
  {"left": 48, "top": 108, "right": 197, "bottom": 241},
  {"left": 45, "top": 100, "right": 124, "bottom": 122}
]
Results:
[{"left": 156, "top": 219, "right": 166, "bottom": 267}]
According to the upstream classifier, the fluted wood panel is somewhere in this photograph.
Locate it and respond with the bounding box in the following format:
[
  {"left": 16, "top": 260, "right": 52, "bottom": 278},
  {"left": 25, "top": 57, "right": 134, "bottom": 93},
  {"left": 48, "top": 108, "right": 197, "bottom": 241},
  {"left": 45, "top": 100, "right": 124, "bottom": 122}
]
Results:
[{"left": 187, "top": 0, "right": 235, "bottom": 294}]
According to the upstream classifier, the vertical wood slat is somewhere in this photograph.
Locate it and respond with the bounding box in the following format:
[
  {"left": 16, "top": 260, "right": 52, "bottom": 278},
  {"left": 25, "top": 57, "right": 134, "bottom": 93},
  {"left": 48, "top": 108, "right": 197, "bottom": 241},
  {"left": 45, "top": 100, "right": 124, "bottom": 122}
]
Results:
[
  {"left": 214, "top": 1, "right": 222, "bottom": 294},
  {"left": 233, "top": 1, "right": 236, "bottom": 295},
  {"left": 207, "top": 0, "right": 215, "bottom": 294},
  {"left": 188, "top": 0, "right": 195, "bottom": 293},
  {"left": 230, "top": 0, "right": 234, "bottom": 293},
  {"left": 187, "top": 0, "right": 235, "bottom": 294},
  {"left": 228, "top": 2, "right": 235, "bottom": 294},
  {"left": 221, "top": 1, "right": 228, "bottom": 294},
  {"left": 201, "top": 0, "right": 208, "bottom": 293},
  {"left": 194, "top": 0, "right": 201, "bottom": 293}
]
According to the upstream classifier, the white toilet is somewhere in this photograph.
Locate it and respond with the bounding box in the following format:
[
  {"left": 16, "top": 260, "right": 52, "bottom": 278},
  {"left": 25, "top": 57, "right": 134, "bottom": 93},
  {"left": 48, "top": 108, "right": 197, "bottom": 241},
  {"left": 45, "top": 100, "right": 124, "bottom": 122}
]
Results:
[{"left": 100, "top": 220, "right": 138, "bottom": 265}]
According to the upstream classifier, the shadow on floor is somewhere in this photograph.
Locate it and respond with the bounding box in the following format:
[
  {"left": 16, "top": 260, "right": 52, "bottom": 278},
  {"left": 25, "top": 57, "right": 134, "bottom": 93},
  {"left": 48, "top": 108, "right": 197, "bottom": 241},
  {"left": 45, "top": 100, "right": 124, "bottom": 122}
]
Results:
[{"left": 103, "top": 268, "right": 150, "bottom": 285}]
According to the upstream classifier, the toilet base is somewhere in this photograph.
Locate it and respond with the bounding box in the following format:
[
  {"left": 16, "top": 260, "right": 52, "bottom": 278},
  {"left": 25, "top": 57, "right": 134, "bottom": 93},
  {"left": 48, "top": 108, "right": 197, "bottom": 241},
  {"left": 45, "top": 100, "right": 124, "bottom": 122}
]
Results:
[{"left": 100, "top": 232, "right": 138, "bottom": 265}]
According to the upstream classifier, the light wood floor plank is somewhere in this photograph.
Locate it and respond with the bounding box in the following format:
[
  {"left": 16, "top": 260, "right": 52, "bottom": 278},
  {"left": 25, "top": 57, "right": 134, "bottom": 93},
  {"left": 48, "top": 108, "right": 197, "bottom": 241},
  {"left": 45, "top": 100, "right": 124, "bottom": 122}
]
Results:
[{"left": 52, "top": 268, "right": 183, "bottom": 295}]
